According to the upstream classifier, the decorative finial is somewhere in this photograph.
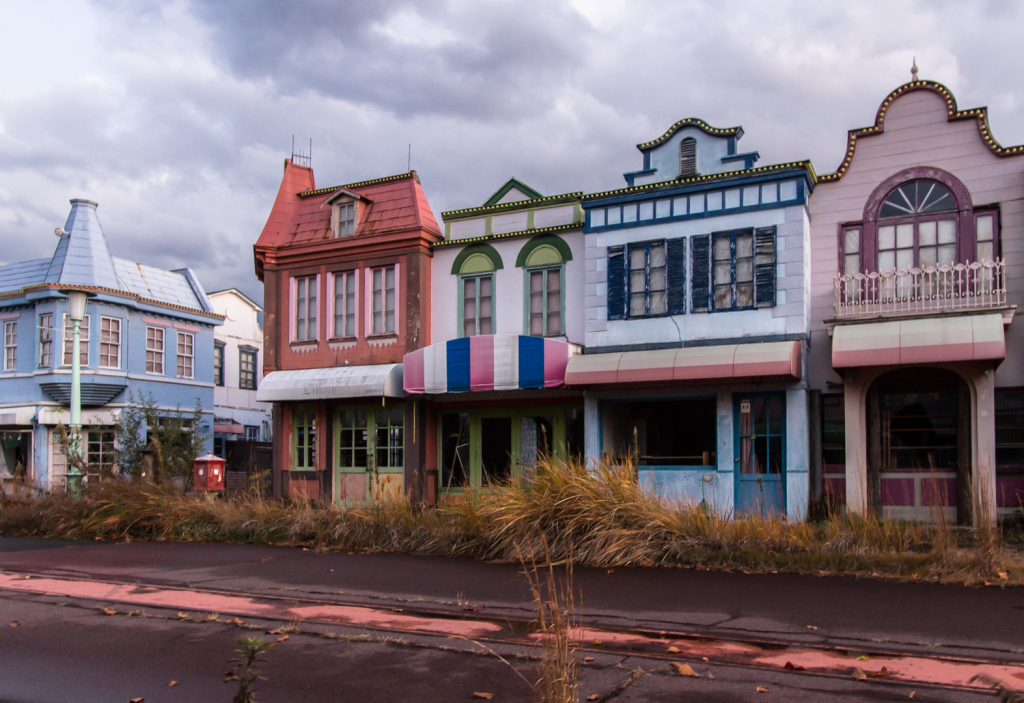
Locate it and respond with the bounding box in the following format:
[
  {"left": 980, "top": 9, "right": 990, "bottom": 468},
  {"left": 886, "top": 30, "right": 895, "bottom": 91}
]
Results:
[{"left": 911, "top": 57, "right": 919, "bottom": 82}]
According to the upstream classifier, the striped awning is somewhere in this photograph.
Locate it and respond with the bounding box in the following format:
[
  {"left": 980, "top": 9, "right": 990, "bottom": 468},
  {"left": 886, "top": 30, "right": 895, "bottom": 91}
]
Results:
[
  {"left": 403, "top": 335, "right": 580, "bottom": 394},
  {"left": 564, "top": 340, "right": 802, "bottom": 386},
  {"left": 832, "top": 313, "right": 1006, "bottom": 368}
]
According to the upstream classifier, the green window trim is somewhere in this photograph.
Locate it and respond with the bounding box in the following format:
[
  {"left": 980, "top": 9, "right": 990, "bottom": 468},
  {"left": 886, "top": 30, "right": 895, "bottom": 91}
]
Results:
[
  {"left": 292, "top": 405, "right": 317, "bottom": 471},
  {"left": 515, "top": 234, "right": 573, "bottom": 268},
  {"left": 523, "top": 264, "right": 565, "bottom": 337},
  {"left": 451, "top": 243, "right": 504, "bottom": 275},
  {"left": 458, "top": 273, "right": 495, "bottom": 337}
]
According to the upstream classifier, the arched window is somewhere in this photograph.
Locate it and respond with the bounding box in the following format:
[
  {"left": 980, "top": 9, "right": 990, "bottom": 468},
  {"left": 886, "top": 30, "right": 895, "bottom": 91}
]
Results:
[
  {"left": 517, "top": 235, "right": 572, "bottom": 337},
  {"left": 453, "top": 244, "right": 502, "bottom": 337},
  {"left": 840, "top": 168, "right": 998, "bottom": 275},
  {"left": 877, "top": 179, "right": 958, "bottom": 271},
  {"left": 679, "top": 137, "right": 697, "bottom": 177}
]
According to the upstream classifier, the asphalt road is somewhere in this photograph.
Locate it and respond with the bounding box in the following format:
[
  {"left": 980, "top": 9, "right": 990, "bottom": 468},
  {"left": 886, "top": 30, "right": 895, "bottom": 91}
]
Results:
[{"left": 0, "top": 537, "right": 1020, "bottom": 702}]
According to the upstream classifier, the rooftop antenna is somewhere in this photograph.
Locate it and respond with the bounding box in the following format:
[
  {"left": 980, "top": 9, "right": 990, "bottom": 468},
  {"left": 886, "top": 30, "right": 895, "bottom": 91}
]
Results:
[
  {"left": 408, "top": 143, "right": 412, "bottom": 172},
  {"left": 291, "top": 135, "right": 312, "bottom": 168},
  {"left": 911, "top": 57, "right": 919, "bottom": 82}
]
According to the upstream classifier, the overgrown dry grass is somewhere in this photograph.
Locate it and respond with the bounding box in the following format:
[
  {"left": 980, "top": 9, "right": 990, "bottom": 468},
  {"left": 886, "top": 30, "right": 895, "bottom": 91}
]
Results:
[{"left": 2, "top": 458, "right": 1022, "bottom": 586}]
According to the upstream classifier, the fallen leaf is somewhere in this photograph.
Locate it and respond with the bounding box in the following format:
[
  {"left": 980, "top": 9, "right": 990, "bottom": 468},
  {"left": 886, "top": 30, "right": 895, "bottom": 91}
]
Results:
[
  {"left": 908, "top": 692, "right": 916, "bottom": 699},
  {"left": 856, "top": 655, "right": 869, "bottom": 661},
  {"left": 168, "top": 681, "right": 178, "bottom": 687},
  {"left": 592, "top": 640, "right": 603, "bottom": 646},
  {"left": 8, "top": 621, "right": 19, "bottom": 627},
  {"left": 671, "top": 662, "right": 699, "bottom": 677},
  {"left": 756, "top": 686, "right": 770, "bottom": 693},
  {"left": 870, "top": 667, "right": 890, "bottom": 678},
  {"left": 472, "top": 693, "right": 494, "bottom": 700},
  {"left": 129, "top": 698, "right": 144, "bottom": 703},
  {"left": 853, "top": 668, "right": 868, "bottom": 681},
  {"left": 606, "top": 569, "right": 614, "bottom": 574},
  {"left": 329, "top": 569, "right": 334, "bottom": 572},
  {"left": 998, "top": 571, "right": 1009, "bottom": 580},
  {"left": 177, "top": 611, "right": 187, "bottom": 619},
  {"left": 276, "top": 635, "right": 289, "bottom": 642},
  {"left": 701, "top": 657, "right": 709, "bottom": 662},
  {"left": 666, "top": 646, "right": 681, "bottom": 653},
  {"left": 463, "top": 604, "right": 483, "bottom": 612},
  {"left": 230, "top": 617, "right": 244, "bottom": 626},
  {"left": 584, "top": 656, "right": 594, "bottom": 662},
  {"left": 806, "top": 625, "right": 818, "bottom": 630},
  {"left": 783, "top": 661, "right": 806, "bottom": 671},
  {"left": 586, "top": 696, "right": 602, "bottom": 702},
  {"left": 101, "top": 607, "right": 117, "bottom": 616}
]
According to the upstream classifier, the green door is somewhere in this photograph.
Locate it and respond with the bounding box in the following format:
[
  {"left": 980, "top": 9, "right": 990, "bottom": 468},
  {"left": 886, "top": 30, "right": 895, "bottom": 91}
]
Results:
[{"left": 335, "top": 406, "right": 404, "bottom": 506}]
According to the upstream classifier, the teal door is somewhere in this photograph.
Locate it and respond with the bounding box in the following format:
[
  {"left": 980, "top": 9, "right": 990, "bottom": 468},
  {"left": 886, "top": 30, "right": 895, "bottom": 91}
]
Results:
[{"left": 735, "top": 394, "right": 786, "bottom": 518}]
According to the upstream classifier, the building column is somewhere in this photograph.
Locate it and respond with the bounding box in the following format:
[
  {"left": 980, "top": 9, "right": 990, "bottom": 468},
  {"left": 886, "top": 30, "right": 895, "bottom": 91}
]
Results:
[
  {"left": 786, "top": 387, "right": 810, "bottom": 522},
  {"left": 844, "top": 371, "right": 869, "bottom": 515},
  {"left": 583, "top": 392, "right": 601, "bottom": 470},
  {"left": 271, "top": 403, "right": 283, "bottom": 499},
  {"left": 970, "top": 365, "right": 998, "bottom": 526}
]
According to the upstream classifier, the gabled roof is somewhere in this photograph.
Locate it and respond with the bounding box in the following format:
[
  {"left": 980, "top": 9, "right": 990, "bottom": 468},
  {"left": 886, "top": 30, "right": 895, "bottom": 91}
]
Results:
[
  {"left": 483, "top": 178, "right": 544, "bottom": 206},
  {"left": 254, "top": 162, "right": 441, "bottom": 252},
  {"left": 208, "top": 287, "right": 262, "bottom": 312},
  {"left": 0, "top": 199, "right": 216, "bottom": 318}
]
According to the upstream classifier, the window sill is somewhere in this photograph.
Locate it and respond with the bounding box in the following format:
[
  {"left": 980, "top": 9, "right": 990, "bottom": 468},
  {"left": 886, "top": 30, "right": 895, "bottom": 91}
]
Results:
[
  {"left": 366, "top": 334, "right": 398, "bottom": 347},
  {"left": 290, "top": 340, "right": 319, "bottom": 352}
]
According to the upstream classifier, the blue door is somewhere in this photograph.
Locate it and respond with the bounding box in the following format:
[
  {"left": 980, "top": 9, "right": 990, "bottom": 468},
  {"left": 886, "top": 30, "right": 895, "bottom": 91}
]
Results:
[{"left": 735, "top": 394, "right": 786, "bottom": 518}]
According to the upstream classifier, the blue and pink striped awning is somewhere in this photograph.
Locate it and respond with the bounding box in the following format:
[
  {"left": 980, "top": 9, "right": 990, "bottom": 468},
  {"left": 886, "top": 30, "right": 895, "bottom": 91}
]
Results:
[{"left": 403, "top": 335, "right": 580, "bottom": 394}]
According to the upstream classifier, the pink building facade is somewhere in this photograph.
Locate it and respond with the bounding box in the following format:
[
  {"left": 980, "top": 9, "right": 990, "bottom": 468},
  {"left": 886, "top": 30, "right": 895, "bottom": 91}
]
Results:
[{"left": 808, "top": 79, "right": 1024, "bottom": 524}]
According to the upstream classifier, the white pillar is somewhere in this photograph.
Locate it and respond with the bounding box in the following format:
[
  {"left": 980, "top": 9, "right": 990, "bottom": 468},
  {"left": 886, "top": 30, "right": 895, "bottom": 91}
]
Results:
[
  {"left": 583, "top": 392, "right": 601, "bottom": 470},
  {"left": 844, "top": 372, "right": 869, "bottom": 515},
  {"left": 971, "top": 366, "right": 998, "bottom": 526}
]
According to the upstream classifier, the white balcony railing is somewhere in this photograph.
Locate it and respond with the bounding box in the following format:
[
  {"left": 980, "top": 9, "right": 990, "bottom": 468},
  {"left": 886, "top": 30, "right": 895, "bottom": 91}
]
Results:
[{"left": 834, "top": 259, "right": 1006, "bottom": 319}]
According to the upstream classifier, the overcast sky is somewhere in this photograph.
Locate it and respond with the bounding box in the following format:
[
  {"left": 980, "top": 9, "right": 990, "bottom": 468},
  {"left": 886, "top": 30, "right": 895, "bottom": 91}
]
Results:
[{"left": 1, "top": 0, "right": 1021, "bottom": 304}]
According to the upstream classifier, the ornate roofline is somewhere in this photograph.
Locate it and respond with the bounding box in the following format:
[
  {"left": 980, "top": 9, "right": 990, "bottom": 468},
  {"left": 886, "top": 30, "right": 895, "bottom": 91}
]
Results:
[
  {"left": 298, "top": 171, "right": 417, "bottom": 199},
  {"left": 442, "top": 192, "right": 582, "bottom": 221},
  {"left": 581, "top": 161, "right": 816, "bottom": 202},
  {"left": 0, "top": 283, "right": 224, "bottom": 321},
  {"left": 819, "top": 80, "right": 1024, "bottom": 184},
  {"left": 637, "top": 118, "right": 743, "bottom": 151},
  {"left": 431, "top": 222, "right": 582, "bottom": 249}
]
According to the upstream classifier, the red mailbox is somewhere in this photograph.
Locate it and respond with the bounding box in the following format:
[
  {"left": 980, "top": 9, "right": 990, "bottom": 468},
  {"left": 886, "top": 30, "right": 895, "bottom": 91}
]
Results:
[{"left": 193, "top": 452, "right": 225, "bottom": 492}]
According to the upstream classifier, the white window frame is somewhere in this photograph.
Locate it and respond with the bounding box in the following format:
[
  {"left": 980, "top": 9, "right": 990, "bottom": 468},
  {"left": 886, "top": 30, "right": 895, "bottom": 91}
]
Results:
[
  {"left": 61, "top": 313, "right": 90, "bottom": 367},
  {"left": 146, "top": 326, "right": 165, "bottom": 375},
  {"left": 368, "top": 264, "right": 398, "bottom": 336},
  {"left": 38, "top": 313, "right": 53, "bottom": 368},
  {"left": 331, "top": 270, "right": 358, "bottom": 338},
  {"left": 3, "top": 320, "right": 16, "bottom": 372},
  {"left": 99, "top": 316, "right": 121, "bottom": 369},
  {"left": 176, "top": 331, "right": 194, "bottom": 379},
  {"left": 333, "top": 200, "right": 357, "bottom": 238},
  {"left": 292, "top": 275, "right": 319, "bottom": 342}
]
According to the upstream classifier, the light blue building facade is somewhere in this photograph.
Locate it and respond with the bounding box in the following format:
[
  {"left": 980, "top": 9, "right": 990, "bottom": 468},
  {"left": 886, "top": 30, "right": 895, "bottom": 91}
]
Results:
[
  {"left": 0, "top": 199, "right": 222, "bottom": 491},
  {"left": 564, "top": 120, "right": 816, "bottom": 520}
]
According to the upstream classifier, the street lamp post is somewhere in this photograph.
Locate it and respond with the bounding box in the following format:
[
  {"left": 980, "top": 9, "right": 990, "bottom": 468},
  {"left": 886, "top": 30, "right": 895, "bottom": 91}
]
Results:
[{"left": 63, "top": 289, "right": 90, "bottom": 498}]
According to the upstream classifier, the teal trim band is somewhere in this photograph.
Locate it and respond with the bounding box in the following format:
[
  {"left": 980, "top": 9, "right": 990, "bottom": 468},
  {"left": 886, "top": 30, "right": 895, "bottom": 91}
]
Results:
[
  {"left": 451, "top": 243, "right": 504, "bottom": 275},
  {"left": 515, "top": 234, "right": 573, "bottom": 267},
  {"left": 432, "top": 222, "right": 582, "bottom": 250}
]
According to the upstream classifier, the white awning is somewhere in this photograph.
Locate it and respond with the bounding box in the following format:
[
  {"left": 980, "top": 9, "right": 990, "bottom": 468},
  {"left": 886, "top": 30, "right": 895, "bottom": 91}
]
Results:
[
  {"left": 832, "top": 313, "right": 1006, "bottom": 368},
  {"left": 257, "top": 364, "right": 405, "bottom": 402}
]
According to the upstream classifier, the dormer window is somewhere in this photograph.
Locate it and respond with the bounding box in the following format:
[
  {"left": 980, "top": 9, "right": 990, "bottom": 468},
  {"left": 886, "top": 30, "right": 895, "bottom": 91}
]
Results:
[
  {"left": 679, "top": 137, "right": 697, "bottom": 177},
  {"left": 334, "top": 201, "right": 356, "bottom": 237}
]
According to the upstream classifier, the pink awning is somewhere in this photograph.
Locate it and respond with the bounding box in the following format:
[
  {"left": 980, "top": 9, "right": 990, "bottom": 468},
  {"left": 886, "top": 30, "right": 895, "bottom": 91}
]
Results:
[
  {"left": 564, "top": 341, "right": 801, "bottom": 386},
  {"left": 214, "top": 422, "right": 244, "bottom": 435},
  {"left": 832, "top": 313, "right": 1005, "bottom": 368}
]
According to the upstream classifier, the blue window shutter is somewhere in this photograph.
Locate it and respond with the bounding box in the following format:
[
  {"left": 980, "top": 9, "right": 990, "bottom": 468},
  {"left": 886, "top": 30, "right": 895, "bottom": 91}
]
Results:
[
  {"left": 607, "top": 245, "right": 626, "bottom": 320},
  {"left": 666, "top": 237, "right": 687, "bottom": 315},
  {"left": 754, "top": 227, "right": 777, "bottom": 308},
  {"left": 690, "top": 234, "right": 711, "bottom": 312}
]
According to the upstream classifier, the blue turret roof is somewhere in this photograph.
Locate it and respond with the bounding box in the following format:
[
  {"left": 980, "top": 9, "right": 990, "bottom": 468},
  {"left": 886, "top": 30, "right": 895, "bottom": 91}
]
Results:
[{"left": 0, "top": 199, "right": 216, "bottom": 317}]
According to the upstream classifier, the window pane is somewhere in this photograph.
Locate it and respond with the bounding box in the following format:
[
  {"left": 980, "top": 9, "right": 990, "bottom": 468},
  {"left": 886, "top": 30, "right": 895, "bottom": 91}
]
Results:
[
  {"left": 845, "top": 253, "right": 861, "bottom": 275},
  {"left": 714, "top": 236, "right": 731, "bottom": 260},
  {"left": 649, "top": 266, "right": 666, "bottom": 291},
  {"left": 630, "top": 269, "right": 646, "bottom": 291},
  {"left": 606, "top": 208, "right": 621, "bottom": 225},
  {"left": 649, "top": 243, "right": 666, "bottom": 268},
  {"left": 590, "top": 209, "right": 605, "bottom": 227},
  {"left": 896, "top": 223, "right": 914, "bottom": 248},
  {"left": 978, "top": 241, "right": 994, "bottom": 263},
  {"left": 622, "top": 205, "right": 637, "bottom": 223},
  {"left": 630, "top": 247, "right": 645, "bottom": 269},
  {"left": 714, "top": 286, "right": 732, "bottom": 309},
  {"left": 736, "top": 258, "right": 753, "bottom": 283},
  {"left": 977, "top": 215, "right": 994, "bottom": 242},
  {"left": 937, "top": 219, "right": 956, "bottom": 244},
  {"left": 688, "top": 195, "right": 703, "bottom": 213},
  {"left": 736, "top": 284, "right": 753, "bottom": 308},
  {"left": 714, "top": 261, "right": 731, "bottom": 286},
  {"left": 649, "top": 291, "right": 667, "bottom": 315},
  {"left": 706, "top": 191, "right": 723, "bottom": 210},
  {"left": 844, "top": 228, "right": 860, "bottom": 254},
  {"left": 878, "top": 225, "right": 895, "bottom": 250},
  {"left": 630, "top": 292, "right": 646, "bottom": 316},
  {"left": 920, "top": 246, "right": 937, "bottom": 268},
  {"left": 736, "top": 233, "right": 753, "bottom": 258},
  {"left": 919, "top": 220, "right": 936, "bottom": 246},
  {"left": 896, "top": 248, "right": 914, "bottom": 270},
  {"left": 547, "top": 269, "right": 560, "bottom": 292},
  {"left": 938, "top": 244, "right": 956, "bottom": 266},
  {"left": 879, "top": 251, "right": 895, "bottom": 272}
]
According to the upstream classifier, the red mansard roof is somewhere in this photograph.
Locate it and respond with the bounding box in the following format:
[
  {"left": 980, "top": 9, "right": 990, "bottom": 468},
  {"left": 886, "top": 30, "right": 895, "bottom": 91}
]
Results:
[{"left": 255, "top": 160, "right": 441, "bottom": 252}]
